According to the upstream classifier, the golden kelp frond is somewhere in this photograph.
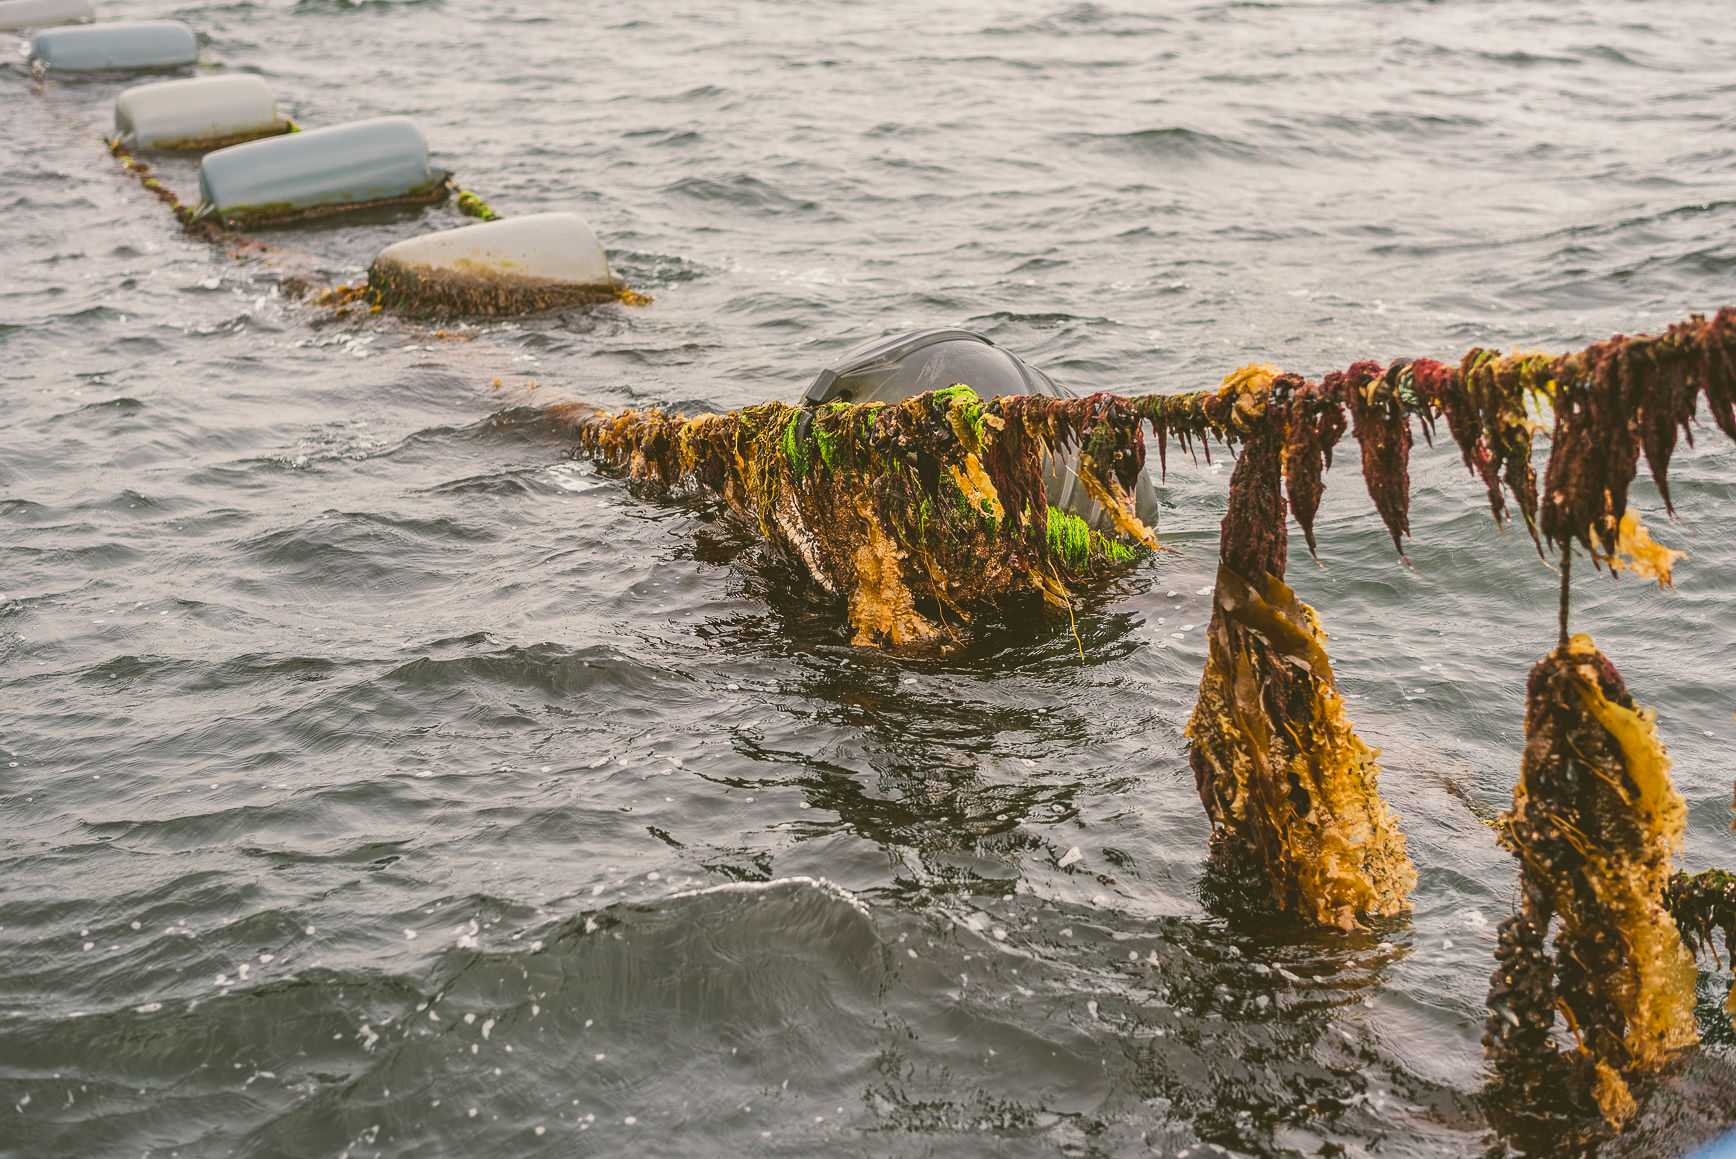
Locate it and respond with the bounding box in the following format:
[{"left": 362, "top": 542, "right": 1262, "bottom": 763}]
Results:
[
  {"left": 1186, "top": 429, "right": 1414, "bottom": 928},
  {"left": 1607, "top": 510, "right": 1687, "bottom": 588},
  {"left": 1485, "top": 634, "right": 1697, "bottom": 1132},
  {"left": 553, "top": 387, "right": 1152, "bottom": 647},
  {"left": 1187, "top": 564, "right": 1415, "bottom": 927}
]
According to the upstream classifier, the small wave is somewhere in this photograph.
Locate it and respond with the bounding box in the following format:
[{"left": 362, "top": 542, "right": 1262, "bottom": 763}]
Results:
[
  {"left": 1477, "top": 49, "right": 1582, "bottom": 67},
  {"left": 383, "top": 642, "right": 686, "bottom": 701},
  {"left": 622, "top": 128, "right": 705, "bottom": 148},
  {"left": 294, "top": 0, "right": 444, "bottom": 10},
  {"left": 1060, "top": 127, "right": 1261, "bottom": 162},
  {"left": 663, "top": 174, "right": 824, "bottom": 216}
]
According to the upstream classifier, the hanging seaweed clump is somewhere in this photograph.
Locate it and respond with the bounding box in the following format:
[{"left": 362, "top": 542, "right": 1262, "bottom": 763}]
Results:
[
  {"left": 1484, "top": 634, "right": 1698, "bottom": 1133},
  {"left": 548, "top": 385, "right": 1157, "bottom": 647},
  {"left": 1537, "top": 312, "right": 1736, "bottom": 574},
  {"left": 1666, "top": 867, "right": 1736, "bottom": 1013},
  {"left": 1184, "top": 367, "right": 1415, "bottom": 929},
  {"left": 549, "top": 309, "right": 1736, "bottom": 944}
]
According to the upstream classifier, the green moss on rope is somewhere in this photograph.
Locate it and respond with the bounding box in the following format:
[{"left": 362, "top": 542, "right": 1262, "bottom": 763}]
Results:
[
  {"left": 813, "top": 423, "right": 842, "bottom": 472},
  {"left": 782, "top": 412, "right": 812, "bottom": 476},
  {"left": 1045, "top": 507, "right": 1095, "bottom": 571},
  {"left": 456, "top": 191, "right": 499, "bottom": 221},
  {"left": 1043, "top": 506, "right": 1142, "bottom": 571}
]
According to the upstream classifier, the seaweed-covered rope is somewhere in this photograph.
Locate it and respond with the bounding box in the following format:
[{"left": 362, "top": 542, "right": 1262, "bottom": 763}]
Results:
[{"left": 559, "top": 309, "right": 1736, "bottom": 630}]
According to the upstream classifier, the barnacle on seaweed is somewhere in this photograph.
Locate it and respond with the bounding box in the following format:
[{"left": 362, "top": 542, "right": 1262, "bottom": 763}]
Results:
[{"left": 1484, "top": 634, "right": 1698, "bottom": 1133}]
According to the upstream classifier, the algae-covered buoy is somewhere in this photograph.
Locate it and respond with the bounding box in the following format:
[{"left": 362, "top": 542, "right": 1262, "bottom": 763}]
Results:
[
  {"left": 114, "top": 75, "right": 289, "bottom": 151},
  {"left": 0, "top": 0, "right": 92, "bottom": 32},
  {"left": 368, "top": 212, "right": 619, "bottom": 315},
  {"left": 28, "top": 20, "right": 197, "bottom": 70},
  {"left": 195, "top": 116, "right": 447, "bottom": 228},
  {"left": 800, "top": 329, "right": 1161, "bottom": 533}
]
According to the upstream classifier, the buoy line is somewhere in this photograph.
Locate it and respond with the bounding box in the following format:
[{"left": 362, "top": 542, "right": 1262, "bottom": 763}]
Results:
[{"left": 15, "top": 7, "right": 649, "bottom": 317}]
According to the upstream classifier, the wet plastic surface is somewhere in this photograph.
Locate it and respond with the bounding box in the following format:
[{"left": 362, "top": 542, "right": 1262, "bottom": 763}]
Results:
[
  {"left": 28, "top": 20, "right": 197, "bottom": 71},
  {"left": 195, "top": 115, "right": 444, "bottom": 224},
  {"left": 113, "top": 75, "right": 285, "bottom": 150},
  {"left": 0, "top": 0, "right": 91, "bottom": 33}
]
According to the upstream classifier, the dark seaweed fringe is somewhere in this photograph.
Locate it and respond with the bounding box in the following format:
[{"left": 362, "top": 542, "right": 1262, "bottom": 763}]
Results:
[
  {"left": 214, "top": 180, "right": 450, "bottom": 229},
  {"left": 367, "top": 259, "right": 618, "bottom": 318}
]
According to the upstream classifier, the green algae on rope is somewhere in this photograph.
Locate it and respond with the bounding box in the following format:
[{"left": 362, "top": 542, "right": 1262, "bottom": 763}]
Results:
[{"left": 454, "top": 188, "right": 499, "bottom": 221}]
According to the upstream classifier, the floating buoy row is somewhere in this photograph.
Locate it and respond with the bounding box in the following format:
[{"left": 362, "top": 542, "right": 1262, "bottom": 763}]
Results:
[{"left": 14, "top": 5, "right": 637, "bottom": 315}]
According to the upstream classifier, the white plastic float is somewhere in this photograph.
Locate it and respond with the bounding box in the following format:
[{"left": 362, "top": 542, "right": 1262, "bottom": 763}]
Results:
[
  {"left": 195, "top": 115, "right": 447, "bottom": 227},
  {"left": 28, "top": 20, "right": 197, "bottom": 70},
  {"left": 114, "top": 75, "right": 288, "bottom": 150},
  {"left": 0, "top": 0, "right": 93, "bottom": 32},
  {"left": 367, "top": 212, "right": 619, "bottom": 314}
]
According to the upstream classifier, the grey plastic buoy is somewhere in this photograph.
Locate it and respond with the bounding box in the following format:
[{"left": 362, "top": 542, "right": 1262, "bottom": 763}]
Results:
[
  {"left": 368, "top": 213, "right": 619, "bottom": 315},
  {"left": 114, "top": 75, "right": 289, "bottom": 151},
  {"left": 195, "top": 116, "right": 448, "bottom": 227},
  {"left": 28, "top": 20, "right": 197, "bottom": 70},
  {"left": 0, "top": 0, "right": 93, "bottom": 32}
]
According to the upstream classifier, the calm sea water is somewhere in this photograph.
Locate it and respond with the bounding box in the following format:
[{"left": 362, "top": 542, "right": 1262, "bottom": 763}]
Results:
[{"left": 5, "top": 1, "right": 1736, "bottom": 1156}]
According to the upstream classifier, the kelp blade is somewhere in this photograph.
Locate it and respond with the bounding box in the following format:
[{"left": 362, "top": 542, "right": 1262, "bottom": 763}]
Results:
[
  {"left": 1485, "top": 635, "right": 1697, "bottom": 1132},
  {"left": 1186, "top": 427, "right": 1413, "bottom": 928}
]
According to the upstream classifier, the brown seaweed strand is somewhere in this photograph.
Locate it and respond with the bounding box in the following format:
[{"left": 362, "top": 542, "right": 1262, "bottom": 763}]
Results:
[
  {"left": 1557, "top": 547, "right": 1571, "bottom": 649},
  {"left": 1696, "top": 309, "right": 1736, "bottom": 442},
  {"left": 1277, "top": 374, "right": 1333, "bottom": 559},
  {"left": 981, "top": 395, "right": 1050, "bottom": 544},
  {"left": 1338, "top": 360, "right": 1413, "bottom": 559},
  {"left": 1220, "top": 421, "right": 1289, "bottom": 584}
]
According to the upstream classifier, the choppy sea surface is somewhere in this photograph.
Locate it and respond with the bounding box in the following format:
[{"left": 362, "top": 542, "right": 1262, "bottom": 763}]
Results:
[{"left": 5, "top": 1, "right": 1736, "bottom": 1156}]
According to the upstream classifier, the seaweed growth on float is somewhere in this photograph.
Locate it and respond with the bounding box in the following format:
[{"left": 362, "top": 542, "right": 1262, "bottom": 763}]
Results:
[
  {"left": 366, "top": 259, "right": 625, "bottom": 317},
  {"left": 548, "top": 384, "right": 1156, "bottom": 647},
  {"left": 1484, "top": 635, "right": 1699, "bottom": 1134}
]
